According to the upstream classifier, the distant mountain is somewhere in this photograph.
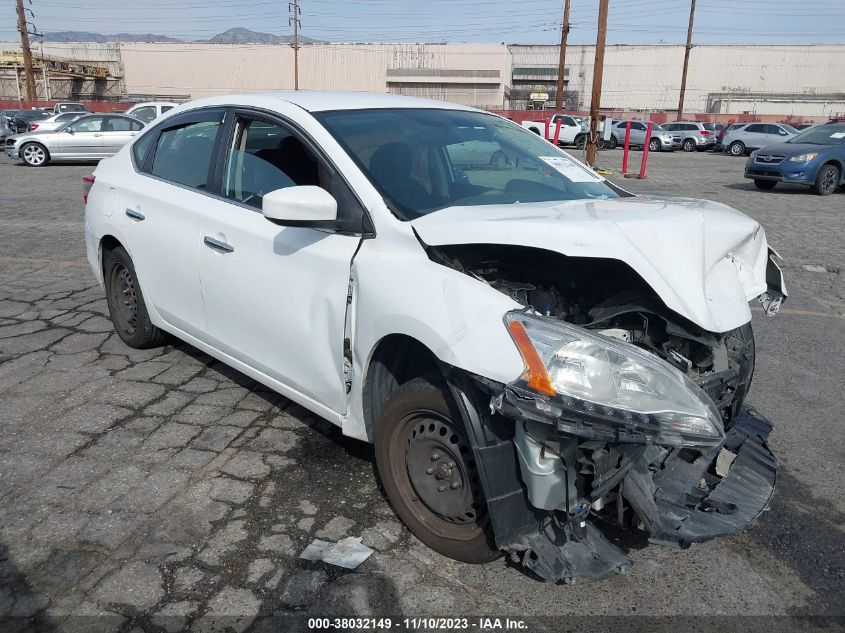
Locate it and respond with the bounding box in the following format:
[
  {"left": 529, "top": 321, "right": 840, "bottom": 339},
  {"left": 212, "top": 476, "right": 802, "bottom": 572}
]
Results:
[
  {"left": 40, "top": 27, "right": 321, "bottom": 45},
  {"left": 42, "top": 31, "right": 183, "bottom": 43},
  {"left": 206, "top": 27, "right": 320, "bottom": 44}
]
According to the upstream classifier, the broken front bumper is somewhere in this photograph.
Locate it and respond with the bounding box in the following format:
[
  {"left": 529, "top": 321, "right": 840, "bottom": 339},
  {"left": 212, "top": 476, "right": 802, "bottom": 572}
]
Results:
[
  {"left": 622, "top": 407, "right": 776, "bottom": 548},
  {"left": 516, "top": 407, "right": 776, "bottom": 583}
]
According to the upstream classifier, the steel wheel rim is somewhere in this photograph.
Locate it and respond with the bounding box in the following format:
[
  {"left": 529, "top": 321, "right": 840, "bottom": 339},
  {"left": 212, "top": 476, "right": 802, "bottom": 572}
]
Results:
[
  {"left": 111, "top": 264, "right": 138, "bottom": 335},
  {"left": 390, "top": 408, "right": 485, "bottom": 539},
  {"left": 821, "top": 168, "right": 837, "bottom": 193},
  {"left": 23, "top": 145, "right": 45, "bottom": 165}
]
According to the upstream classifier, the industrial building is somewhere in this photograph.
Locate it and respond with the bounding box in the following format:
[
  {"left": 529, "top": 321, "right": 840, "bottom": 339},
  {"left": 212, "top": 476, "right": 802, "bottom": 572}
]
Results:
[{"left": 1, "top": 41, "right": 843, "bottom": 118}]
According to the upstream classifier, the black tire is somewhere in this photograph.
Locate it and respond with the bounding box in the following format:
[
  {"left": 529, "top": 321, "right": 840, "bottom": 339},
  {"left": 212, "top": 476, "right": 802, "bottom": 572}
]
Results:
[
  {"left": 103, "top": 246, "right": 167, "bottom": 349},
  {"left": 813, "top": 163, "right": 840, "bottom": 196},
  {"left": 648, "top": 138, "right": 661, "bottom": 152},
  {"left": 374, "top": 377, "right": 500, "bottom": 564},
  {"left": 489, "top": 149, "right": 508, "bottom": 170},
  {"left": 20, "top": 142, "right": 49, "bottom": 167},
  {"left": 754, "top": 179, "right": 777, "bottom": 190},
  {"left": 607, "top": 136, "right": 618, "bottom": 150},
  {"left": 575, "top": 135, "right": 586, "bottom": 150},
  {"left": 728, "top": 141, "right": 745, "bottom": 156},
  {"left": 682, "top": 138, "right": 697, "bottom": 152}
]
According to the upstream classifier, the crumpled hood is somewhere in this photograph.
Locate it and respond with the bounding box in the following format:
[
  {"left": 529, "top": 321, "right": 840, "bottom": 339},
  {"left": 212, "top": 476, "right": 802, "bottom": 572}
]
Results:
[{"left": 411, "top": 195, "right": 773, "bottom": 333}]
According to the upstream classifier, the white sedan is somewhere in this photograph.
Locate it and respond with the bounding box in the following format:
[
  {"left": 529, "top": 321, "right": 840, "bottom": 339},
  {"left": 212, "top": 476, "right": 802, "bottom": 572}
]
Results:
[{"left": 84, "top": 91, "right": 785, "bottom": 583}]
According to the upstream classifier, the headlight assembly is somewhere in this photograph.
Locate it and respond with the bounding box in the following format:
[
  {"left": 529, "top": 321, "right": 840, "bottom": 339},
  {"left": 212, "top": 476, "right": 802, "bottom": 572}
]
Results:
[
  {"left": 505, "top": 311, "right": 723, "bottom": 447},
  {"left": 788, "top": 152, "right": 817, "bottom": 162}
]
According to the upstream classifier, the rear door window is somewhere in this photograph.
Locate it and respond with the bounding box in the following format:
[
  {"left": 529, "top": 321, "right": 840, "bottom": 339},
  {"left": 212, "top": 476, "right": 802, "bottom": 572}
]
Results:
[
  {"left": 149, "top": 119, "right": 223, "bottom": 190},
  {"left": 69, "top": 117, "right": 104, "bottom": 133}
]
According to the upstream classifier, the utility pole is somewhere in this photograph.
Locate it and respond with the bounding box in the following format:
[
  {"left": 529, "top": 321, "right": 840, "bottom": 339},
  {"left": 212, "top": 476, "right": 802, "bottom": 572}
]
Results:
[
  {"left": 554, "top": 0, "right": 571, "bottom": 111},
  {"left": 15, "top": 0, "right": 37, "bottom": 102},
  {"left": 289, "top": 0, "right": 301, "bottom": 90},
  {"left": 586, "top": 0, "right": 609, "bottom": 166},
  {"left": 677, "top": 0, "right": 696, "bottom": 119}
]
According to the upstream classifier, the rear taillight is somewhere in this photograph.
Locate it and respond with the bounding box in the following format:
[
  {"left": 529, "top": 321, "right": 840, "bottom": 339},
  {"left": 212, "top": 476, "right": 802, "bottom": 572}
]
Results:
[
  {"left": 30, "top": 122, "right": 39, "bottom": 130},
  {"left": 700, "top": 129, "right": 710, "bottom": 136},
  {"left": 82, "top": 175, "right": 96, "bottom": 204}
]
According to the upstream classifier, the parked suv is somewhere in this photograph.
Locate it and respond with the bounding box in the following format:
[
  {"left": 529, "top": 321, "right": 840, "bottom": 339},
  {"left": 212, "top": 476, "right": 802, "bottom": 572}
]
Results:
[
  {"left": 662, "top": 121, "right": 717, "bottom": 152},
  {"left": 84, "top": 92, "right": 785, "bottom": 584},
  {"left": 744, "top": 122, "right": 845, "bottom": 195},
  {"left": 608, "top": 120, "right": 676, "bottom": 151},
  {"left": 723, "top": 123, "right": 798, "bottom": 156},
  {"left": 715, "top": 123, "right": 747, "bottom": 152}
]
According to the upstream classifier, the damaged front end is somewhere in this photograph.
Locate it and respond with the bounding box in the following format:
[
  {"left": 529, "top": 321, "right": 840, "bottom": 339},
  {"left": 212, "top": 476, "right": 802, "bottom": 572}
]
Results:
[{"left": 436, "top": 246, "right": 779, "bottom": 584}]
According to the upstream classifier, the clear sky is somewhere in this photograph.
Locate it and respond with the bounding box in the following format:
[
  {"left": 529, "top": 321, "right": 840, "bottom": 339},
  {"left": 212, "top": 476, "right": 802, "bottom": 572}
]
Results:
[{"left": 3, "top": 0, "right": 844, "bottom": 45}]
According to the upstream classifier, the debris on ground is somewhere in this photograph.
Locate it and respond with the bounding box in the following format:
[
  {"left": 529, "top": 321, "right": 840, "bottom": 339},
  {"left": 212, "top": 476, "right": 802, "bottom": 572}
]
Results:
[{"left": 299, "top": 537, "right": 374, "bottom": 569}]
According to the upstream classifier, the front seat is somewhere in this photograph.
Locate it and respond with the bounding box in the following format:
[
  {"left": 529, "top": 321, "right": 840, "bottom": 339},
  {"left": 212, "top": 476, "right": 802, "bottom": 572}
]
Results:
[{"left": 368, "top": 142, "right": 436, "bottom": 215}]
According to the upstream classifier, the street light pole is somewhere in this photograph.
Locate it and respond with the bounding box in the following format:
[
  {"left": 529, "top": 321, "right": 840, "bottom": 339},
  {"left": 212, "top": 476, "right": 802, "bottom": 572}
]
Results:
[{"left": 554, "top": 0, "right": 571, "bottom": 111}]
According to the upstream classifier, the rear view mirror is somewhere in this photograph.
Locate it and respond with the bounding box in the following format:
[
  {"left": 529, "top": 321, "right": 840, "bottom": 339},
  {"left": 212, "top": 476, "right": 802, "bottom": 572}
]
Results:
[{"left": 262, "top": 186, "right": 337, "bottom": 225}]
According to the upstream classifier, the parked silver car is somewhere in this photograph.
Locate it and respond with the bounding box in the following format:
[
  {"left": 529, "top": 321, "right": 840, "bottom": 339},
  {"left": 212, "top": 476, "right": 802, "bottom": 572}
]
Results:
[
  {"left": 662, "top": 121, "right": 717, "bottom": 152},
  {"left": 5, "top": 113, "right": 144, "bottom": 166},
  {"left": 608, "top": 120, "right": 676, "bottom": 151},
  {"left": 27, "top": 111, "right": 84, "bottom": 133},
  {"left": 723, "top": 123, "right": 799, "bottom": 156}
]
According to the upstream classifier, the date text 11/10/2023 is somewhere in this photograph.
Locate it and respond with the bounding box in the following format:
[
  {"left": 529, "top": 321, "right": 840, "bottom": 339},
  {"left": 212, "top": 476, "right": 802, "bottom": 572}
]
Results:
[{"left": 307, "top": 617, "right": 529, "bottom": 630}]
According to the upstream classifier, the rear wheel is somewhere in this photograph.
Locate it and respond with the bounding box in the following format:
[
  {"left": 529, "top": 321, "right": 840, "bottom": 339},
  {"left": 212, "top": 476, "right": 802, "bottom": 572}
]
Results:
[
  {"left": 21, "top": 142, "right": 48, "bottom": 166},
  {"left": 374, "top": 377, "right": 499, "bottom": 564},
  {"left": 728, "top": 141, "right": 746, "bottom": 156},
  {"left": 754, "top": 179, "right": 777, "bottom": 190},
  {"left": 682, "top": 138, "right": 697, "bottom": 152},
  {"left": 489, "top": 149, "right": 508, "bottom": 170},
  {"left": 607, "top": 136, "right": 618, "bottom": 150},
  {"left": 813, "top": 164, "right": 840, "bottom": 196},
  {"left": 103, "top": 246, "right": 167, "bottom": 349},
  {"left": 575, "top": 135, "right": 586, "bottom": 150}
]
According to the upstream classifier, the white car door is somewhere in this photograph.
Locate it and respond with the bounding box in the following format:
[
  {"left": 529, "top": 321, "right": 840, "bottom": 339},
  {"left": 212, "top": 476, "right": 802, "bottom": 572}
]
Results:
[
  {"left": 198, "top": 111, "right": 364, "bottom": 414},
  {"left": 121, "top": 108, "right": 227, "bottom": 339}
]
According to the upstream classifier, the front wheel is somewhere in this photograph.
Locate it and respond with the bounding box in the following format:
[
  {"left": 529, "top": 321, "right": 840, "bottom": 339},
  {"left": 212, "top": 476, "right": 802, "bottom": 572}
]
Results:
[
  {"left": 728, "top": 141, "right": 746, "bottom": 156},
  {"left": 813, "top": 164, "right": 840, "bottom": 196},
  {"left": 374, "top": 377, "right": 499, "bottom": 564},
  {"left": 21, "top": 142, "right": 48, "bottom": 166},
  {"left": 104, "top": 246, "right": 167, "bottom": 349},
  {"left": 754, "top": 179, "right": 777, "bottom": 190},
  {"left": 575, "top": 135, "right": 586, "bottom": 150},
  {"left": 649, "top": 138, "right": 661, "bottom": 152}
]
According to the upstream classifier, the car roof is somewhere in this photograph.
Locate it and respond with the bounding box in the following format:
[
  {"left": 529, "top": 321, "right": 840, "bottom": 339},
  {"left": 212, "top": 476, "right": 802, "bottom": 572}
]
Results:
[
  {"left": 167, "top": 91, "right": 479, "bottom": 114},
  {"left": 129, "top": 101, "right": 178, "bottom": 108}
]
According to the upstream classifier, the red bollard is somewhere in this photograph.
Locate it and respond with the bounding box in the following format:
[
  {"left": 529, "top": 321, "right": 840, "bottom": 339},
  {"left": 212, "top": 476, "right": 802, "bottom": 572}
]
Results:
[
  {"left": 638, "top": 121, "right": 653, "bottom": 179},
  {"left": 621, "top": 121, "right": 632, "bottom": 174},
  {"left": 553, "top": 119, "right": 562, "bottom": 145},
  {"left": 544, "top": 118, "right": 550, "bottom": 141}
]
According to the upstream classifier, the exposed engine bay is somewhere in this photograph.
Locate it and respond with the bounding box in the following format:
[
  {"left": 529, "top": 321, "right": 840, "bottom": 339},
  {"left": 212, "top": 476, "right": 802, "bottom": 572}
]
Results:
[{"left": 430, "top": 243, "right": 774, "bottom": 583}]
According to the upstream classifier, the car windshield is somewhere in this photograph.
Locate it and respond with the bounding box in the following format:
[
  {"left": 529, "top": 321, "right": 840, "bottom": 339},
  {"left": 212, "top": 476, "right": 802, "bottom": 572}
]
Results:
[
  {"left": 787, "top": 124, "right": 845, "bottom": 145},
  {"left": 315, "top": 108, "right": 619, "bottom": 220}
]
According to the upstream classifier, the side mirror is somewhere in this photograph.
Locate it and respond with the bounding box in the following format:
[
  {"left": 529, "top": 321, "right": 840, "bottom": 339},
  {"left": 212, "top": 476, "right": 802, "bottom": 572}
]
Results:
[
  {"left": 262, "top": 186, "right": 337, "bottom": 225},
  {"left": 65, "top": 128, "right": 75, "bottom": 134}
]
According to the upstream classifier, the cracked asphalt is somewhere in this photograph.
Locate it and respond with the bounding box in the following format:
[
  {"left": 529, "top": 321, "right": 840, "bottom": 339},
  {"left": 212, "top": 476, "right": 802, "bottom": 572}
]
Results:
[{"left": 0, "top": 148, "right": 843, "bottom": 632}]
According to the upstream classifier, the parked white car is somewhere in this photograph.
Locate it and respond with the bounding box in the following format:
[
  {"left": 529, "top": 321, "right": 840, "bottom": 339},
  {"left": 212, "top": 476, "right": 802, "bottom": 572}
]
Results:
[
  {"left": 521, "top": 113, "right": 582, "bottom": 145},
  {"left": 124, "top": 101, "right": 178, "bottom": 124},
  {"left": 85, "top": 92, "right": 786, "bottom": 583}
]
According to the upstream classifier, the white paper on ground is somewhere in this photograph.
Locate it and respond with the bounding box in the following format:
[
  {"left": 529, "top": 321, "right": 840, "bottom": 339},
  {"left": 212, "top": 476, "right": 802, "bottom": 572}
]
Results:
[
  {"left": 539, "top": 155, "right": 602, "bottom": 182},
  {"left": 299, "top": 537, "right": 374, "bottom": 569},
  {"left": 830, "top": 132, "right": 845, "bottom": 139}
]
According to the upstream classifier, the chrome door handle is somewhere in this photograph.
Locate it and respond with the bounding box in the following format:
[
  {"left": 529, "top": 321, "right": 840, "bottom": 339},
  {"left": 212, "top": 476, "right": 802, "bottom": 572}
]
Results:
[
  {"left": 204, "top": 236, "right": 234, "bottom": 253},
  {"left": 125, "top": 208, "right": 145, "bottom": 221},
  {"left": 93, "top": 133, "right": 102, "bottom": 137}
]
